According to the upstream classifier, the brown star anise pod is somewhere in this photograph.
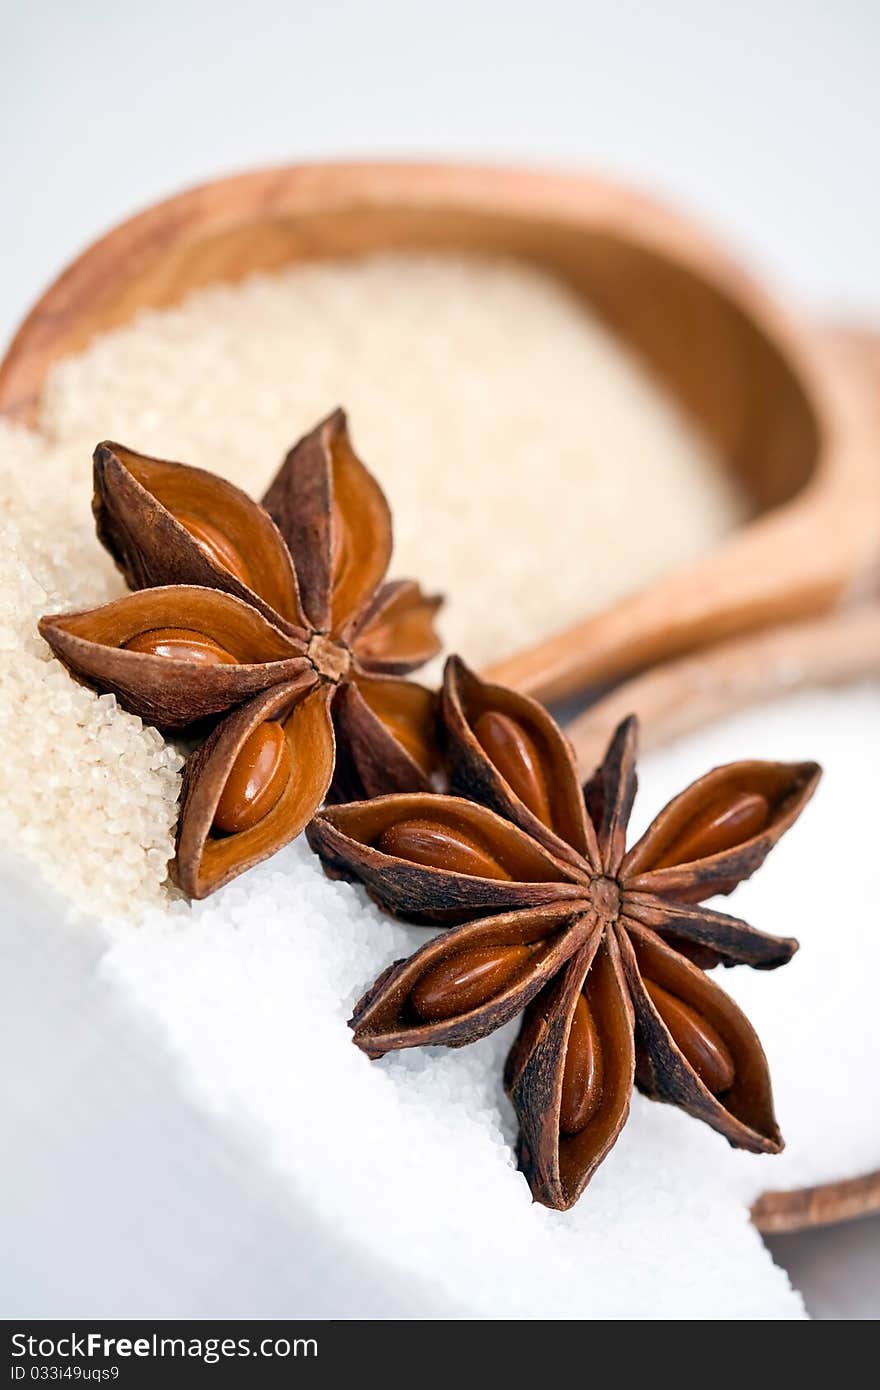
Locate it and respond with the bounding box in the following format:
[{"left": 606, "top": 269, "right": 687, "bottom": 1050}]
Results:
[
  {"left": 307, "top": 656, "right": 820, "bottom": 1210},
  {"left": 39, "top": 410, "right": 442, "bottom": 898}
]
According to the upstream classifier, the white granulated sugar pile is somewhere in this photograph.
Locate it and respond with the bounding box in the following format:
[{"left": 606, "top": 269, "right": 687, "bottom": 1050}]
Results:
[
  {"left": 97, "top": 684, "right": 878, "bottom": 1319},
  {"left": 39, "top": 254, "right": 743, "bottom": 671},
  {"left": 631, "top": 684, "right": 880, "bottom": 1198}
]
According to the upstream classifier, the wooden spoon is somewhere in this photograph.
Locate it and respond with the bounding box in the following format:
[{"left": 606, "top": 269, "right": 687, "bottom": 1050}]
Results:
[{"left": 1, "top": 164, "right": 879, "bottom": 706}]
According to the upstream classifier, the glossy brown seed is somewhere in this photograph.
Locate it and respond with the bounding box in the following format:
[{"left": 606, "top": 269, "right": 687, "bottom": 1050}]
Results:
[
  {"left": 176, "top": 512, "right": 252, "bottom": 586},
  {"left": 213, "top": 721, "right": 292, "bottom": 835},
  {"left": 653, "top": 792, "right": 770, "bottom": 869},
  {"left": 410, "top": 943, "right": 532, "bottom": 1021},
  {"left": 473, "top": 711, "right": 553, "bottom": 826},
  {"left": 124, "top": 626, "right": 238, "bottom": 666},
  {"left": 644, "top": 980, "right": 735, "bottom": 1094},
  {"left": 376, "top": 818, "right": 513, "bottom": 880},
  {"left": 559, "top": 993, "right": 604, "bottom": 1135}
]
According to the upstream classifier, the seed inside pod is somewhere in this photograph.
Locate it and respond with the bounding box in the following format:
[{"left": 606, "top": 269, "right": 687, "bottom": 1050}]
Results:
[
  {"left": 376, "top": 818, "right": 513, "bottom": 880},
  {"left": 410, "top": 943, "right": 532, "bottom": 1021},
  {"left": 473, "top": 710, "right": 553, "bottom": 826},
  {"left": 212, "top": 721, "right": 292, "bottom": 835},
  {"left": 124, "top": 627, "right": 238, "bottom": 666},
  {"left": 560, "top": 993, "right": 604, "bottom": 1135},
  {"left": 176, "top": 512, "right": 252, "bottom": 586},
  {"left": 644, "top": 980, "right": 735, "bottom": 1094},
  {"left": 653, "top": 791, "right": 770, "bottom": 868}
]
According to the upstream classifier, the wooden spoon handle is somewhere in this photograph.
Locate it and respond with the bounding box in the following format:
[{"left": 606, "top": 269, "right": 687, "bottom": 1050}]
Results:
[
  {"left": 566, "top": 602, "right": 880, "bottom": 773},
  {"left": 752, "top": 1171, "right": 880, "bottom": 1235}
]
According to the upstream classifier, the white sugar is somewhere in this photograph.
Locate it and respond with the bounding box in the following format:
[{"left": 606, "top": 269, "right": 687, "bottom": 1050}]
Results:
[
  {"left": 101, "top": 840, "right": 801, "bottom": 1319},
  {"left": 91, "top": 682, "right": 875, "bottom": 1319}
]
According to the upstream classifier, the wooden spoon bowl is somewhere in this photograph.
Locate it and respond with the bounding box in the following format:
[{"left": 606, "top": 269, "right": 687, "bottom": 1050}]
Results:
[
  {"left": 2, "top": 163, "right": 879, "bottom": 705},
  {"left": 2, "top": 162, "right": 878, "bottom": 1234}
]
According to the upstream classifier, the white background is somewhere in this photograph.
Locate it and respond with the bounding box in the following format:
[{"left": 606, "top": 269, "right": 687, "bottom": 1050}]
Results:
[
  {"left": 3, "top": 0, "right": 880, "bottom": 342},
  {"left": 2, "top": 0, "right": 878, "bottom": 1319}
]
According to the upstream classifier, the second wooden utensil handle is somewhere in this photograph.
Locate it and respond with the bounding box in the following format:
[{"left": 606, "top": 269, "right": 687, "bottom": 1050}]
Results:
[{"left": 566, "top": 602, "right": 880, "bottom": 773}]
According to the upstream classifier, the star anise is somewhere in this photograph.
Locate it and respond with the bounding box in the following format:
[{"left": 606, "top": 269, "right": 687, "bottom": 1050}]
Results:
[
  {"left": 307, "top": 656, "right": 820, "bottom": 1210},
  {"left": 39, "top": 410, "right": 443, "bottom": 898}
]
